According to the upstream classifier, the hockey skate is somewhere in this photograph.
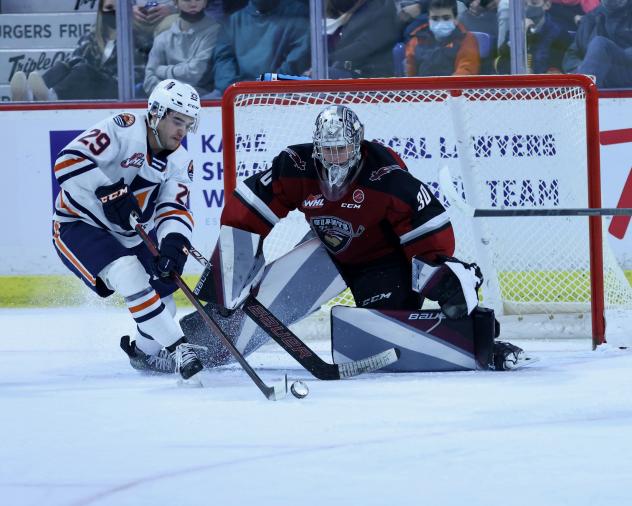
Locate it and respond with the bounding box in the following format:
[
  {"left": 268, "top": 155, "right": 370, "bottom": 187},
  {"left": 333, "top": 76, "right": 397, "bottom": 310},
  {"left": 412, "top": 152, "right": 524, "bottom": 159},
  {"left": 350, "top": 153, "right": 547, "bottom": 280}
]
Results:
[
  {"left": 492, "top": 341, "right": 532, "bottom": 370},
  {"left": 168, "top": 338, "right": 204, "bottom": 380},
  {"left": 120, "top": 335, "right": 176, "bottom": 374}
]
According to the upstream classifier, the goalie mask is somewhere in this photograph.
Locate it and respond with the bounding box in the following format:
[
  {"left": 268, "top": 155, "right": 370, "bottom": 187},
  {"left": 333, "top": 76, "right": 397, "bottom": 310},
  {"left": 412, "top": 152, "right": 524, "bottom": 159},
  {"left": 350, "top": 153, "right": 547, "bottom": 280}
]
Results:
[
  {"left": 313, "top": 105, "right": 364, "bottom": 201},
  {"left": 147, "top": 79, "right": 201, "bottom": 140}
]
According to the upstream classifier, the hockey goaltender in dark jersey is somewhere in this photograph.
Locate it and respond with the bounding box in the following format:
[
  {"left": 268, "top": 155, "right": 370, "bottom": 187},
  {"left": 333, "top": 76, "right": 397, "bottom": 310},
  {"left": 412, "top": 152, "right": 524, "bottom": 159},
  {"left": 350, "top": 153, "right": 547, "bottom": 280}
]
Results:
[
  {"left": 222, "top": 140, "right": 454, "bottom": 290},
  {"left": 185, "top": 105, "right": 527, "bottom": 372}
]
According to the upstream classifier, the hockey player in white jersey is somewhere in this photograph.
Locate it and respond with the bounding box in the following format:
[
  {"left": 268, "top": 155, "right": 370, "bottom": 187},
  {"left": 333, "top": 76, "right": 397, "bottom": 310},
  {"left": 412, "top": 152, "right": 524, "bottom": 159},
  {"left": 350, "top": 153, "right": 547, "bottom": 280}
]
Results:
[{"left": 52, "top": 79, "right": 203, "bottom": 380}]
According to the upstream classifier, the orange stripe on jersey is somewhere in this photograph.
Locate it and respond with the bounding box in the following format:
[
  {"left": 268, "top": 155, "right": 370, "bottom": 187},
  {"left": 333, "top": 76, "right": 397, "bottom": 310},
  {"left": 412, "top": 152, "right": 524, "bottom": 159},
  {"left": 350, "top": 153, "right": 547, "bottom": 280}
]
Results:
[
  {"left": 135, "top": 189, "right": 151, "bottom": 209},
  {"left": 128, "top": 293, "right": 160, "bottom": 314},
  {"left": 60, "top": 192, "right": 80, "bottom": 216},
  {"left": 156, "top": 209, "right": 194, "bottom": 225},
  {"left": 54, "top": 157, "right": 85, "bottom": 172},
  {"left": 52, "top": 229, "right": 96, "bottom": 286}
]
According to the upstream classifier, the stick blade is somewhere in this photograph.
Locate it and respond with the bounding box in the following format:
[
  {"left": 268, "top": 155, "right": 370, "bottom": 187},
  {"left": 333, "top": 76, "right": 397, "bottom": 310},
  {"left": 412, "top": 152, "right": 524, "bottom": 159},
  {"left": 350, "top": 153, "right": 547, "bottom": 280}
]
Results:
[
  {"left": 338, "top": 347, "right": 400, "bottom": 379},
  {"left": 265, "top": 374, "right": 289, "bottom": 401}
]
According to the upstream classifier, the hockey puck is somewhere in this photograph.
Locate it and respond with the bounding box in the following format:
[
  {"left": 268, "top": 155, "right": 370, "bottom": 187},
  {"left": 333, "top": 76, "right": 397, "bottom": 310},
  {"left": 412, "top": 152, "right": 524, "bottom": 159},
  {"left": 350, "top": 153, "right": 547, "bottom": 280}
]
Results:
[{"left": 290, "top": 380, "right": 309, "bottom": 399}]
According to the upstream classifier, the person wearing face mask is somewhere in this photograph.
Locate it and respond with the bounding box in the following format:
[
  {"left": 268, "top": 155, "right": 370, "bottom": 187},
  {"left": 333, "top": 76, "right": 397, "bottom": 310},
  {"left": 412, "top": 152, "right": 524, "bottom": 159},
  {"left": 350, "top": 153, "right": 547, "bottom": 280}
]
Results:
[
  {"left": 562, "top": 0, "right": 632, "bottom": 88},
  {"left": 143, "top": 0, "right": 220, "bottom": 97},
  {"left": 495, "top": 0, "right": 572, "bottom": 74},
  {"left": 210, "top": 0, "right": 310, "bottom": 93},
  {"left": 10, "top": 0, "right": 146, "bottom": 101},
  {"left": 405, "top": 0, "right": 480, "bottom": 76}
]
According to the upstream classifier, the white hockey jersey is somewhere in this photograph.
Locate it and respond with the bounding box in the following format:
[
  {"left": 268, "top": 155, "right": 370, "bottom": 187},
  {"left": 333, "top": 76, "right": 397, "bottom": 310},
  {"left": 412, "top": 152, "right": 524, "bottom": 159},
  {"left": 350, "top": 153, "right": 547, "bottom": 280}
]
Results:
[{"left": 53, "top": 112, "right": 194, "bottom": 248}]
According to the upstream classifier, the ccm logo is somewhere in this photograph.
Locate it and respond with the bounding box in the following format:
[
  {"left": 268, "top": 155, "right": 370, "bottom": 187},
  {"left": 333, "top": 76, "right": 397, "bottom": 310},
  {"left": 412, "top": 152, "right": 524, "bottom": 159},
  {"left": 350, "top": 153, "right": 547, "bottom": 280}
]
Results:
[
  {"left": 408, "top": 312, "right": 445, "bottom": 320},
  {"left": 341, "top": 203, "right": 361, "bottom": 209},
  {"left": 360, "top": 292, "right": 391, "bottom": 306},
  {"left": 99, "top": 187, "right": 128, "bottom": 203}
]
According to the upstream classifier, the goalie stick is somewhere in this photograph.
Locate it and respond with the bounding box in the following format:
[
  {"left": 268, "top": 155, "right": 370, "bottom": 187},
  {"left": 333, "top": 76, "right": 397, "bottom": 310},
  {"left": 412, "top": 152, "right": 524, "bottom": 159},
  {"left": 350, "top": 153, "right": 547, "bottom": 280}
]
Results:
[
  {"left": 130, "top": 215, "right": 286, "bottom": 401},
  {"left": 439, "top": 166, "right": 632, "bottom": 218},
  {"left": 186, "top": 244, "right": 401, "bottom": 380}
]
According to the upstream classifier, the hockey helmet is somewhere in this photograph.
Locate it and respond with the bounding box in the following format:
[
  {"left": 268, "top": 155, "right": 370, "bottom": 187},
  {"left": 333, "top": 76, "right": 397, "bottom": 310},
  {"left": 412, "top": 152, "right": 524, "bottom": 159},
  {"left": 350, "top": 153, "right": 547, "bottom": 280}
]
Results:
[
  {"left": 313, "top": 105, "right": 364, "bottom": 201},
  {"left": 147, "top": 79, "right": 201, "bottom": 134}
]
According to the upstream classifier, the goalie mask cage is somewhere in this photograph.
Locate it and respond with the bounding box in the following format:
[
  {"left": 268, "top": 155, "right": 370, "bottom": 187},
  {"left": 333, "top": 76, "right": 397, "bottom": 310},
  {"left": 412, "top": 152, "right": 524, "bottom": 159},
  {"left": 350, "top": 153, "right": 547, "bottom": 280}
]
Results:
[{"left": 221, "top": 74, "right": 632, "bottom": 347}]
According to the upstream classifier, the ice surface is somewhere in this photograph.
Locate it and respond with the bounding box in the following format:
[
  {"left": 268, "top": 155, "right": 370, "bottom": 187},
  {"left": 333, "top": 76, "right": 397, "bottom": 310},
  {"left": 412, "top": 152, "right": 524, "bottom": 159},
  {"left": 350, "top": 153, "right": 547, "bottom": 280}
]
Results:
[{"left": 1, "top": 307, "right": 631, "bottom": 506}]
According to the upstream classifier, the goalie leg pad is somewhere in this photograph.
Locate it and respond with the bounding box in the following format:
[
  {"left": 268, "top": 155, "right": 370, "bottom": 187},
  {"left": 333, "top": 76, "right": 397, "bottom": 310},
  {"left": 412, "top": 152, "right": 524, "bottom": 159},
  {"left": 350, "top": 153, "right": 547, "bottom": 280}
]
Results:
[
  {"left": 331, "top": 306, "right": 498, "bottom": 372},
  {"left": 182, "top": 237, "right": 347, "bottom": 367},
  {"left": 194, "top": 225, "right": 265, "bottom": 310},
  {"left": 180, "top": 303, "right": 247, "bottom": 367}
]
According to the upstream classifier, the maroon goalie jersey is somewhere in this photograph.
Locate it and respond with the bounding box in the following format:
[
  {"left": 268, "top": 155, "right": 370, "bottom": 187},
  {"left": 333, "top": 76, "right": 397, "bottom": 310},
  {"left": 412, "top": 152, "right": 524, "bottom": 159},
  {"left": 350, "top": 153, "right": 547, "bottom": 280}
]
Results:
[{"left": 221, "top": 140, "right": 455, "bottom": 266}]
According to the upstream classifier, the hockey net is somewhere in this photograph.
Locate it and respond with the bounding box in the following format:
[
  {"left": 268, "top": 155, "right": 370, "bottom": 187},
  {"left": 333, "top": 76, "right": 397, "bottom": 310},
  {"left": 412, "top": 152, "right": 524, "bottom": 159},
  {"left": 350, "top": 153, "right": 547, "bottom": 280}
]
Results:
[{"left": 221, "top": 75, "right": 632, "bottom": 346}]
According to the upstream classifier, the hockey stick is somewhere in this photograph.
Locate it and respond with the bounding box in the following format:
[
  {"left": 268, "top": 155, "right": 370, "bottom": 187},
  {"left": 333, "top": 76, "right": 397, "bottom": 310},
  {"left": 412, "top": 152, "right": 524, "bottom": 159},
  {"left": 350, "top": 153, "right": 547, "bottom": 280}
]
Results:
[
  {"left": 439, "top": 166, "right": 632, "bottom": 218},
  {"left": 130, "top": 215, "right": 286, "bottom": 401},
  {"left": 186, "top": 244, "right": 401, "bottom": 380}
]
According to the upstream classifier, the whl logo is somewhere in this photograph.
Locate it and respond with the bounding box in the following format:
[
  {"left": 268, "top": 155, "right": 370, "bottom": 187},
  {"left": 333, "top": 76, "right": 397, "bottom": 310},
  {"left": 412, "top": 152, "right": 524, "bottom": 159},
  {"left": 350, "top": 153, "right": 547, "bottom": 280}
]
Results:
[
  {"left": 121, "top": 152, "right": 145, "bottom": 168},
  {"left": 600, "top": 128, "right": 632, "bottom": 240},
  {"left": 302, "top": 194, "right": 324, "bottom": 209}
]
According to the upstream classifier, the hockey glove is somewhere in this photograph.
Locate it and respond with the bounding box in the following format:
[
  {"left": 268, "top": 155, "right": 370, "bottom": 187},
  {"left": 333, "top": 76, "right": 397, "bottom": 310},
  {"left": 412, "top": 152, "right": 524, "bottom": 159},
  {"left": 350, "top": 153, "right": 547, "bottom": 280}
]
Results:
[
  {"left": 154, "top": 233, "right": 191, "bottom": 278},
  {"left": 412, "top": 256, "right": 483, "bottom": 319},
  {"left": 95, "top": 178, "right": 141, "bottom": 231}
]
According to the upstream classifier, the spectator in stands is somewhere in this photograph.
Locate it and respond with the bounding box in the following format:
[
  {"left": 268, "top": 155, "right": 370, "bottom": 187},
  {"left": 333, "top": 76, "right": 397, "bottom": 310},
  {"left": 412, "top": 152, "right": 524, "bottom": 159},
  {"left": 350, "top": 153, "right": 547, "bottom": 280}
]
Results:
[
  {"left": 549, "top": 0, "right": 599, "bottom": 32},
  {"left": 144, "top": 0, "right": 220, "bottom": 97},
  {"left": 324, "top": 0, "right": 401, "bottom": 78},
  {"left": 457, "top": 0, "right": 500, "bottom": 41},
  {"left": 211, "top": 0, "right": 310, "bottom": 93},
  {"left": 405, "top": 0, "right": 480, "bottom": 76},
  {"left": 496, "top": 0, "right": 597, "bottom": 48},
  {"left": 495, "top": 0, "right": 572, "bottom": 74},
  {"left": 562, "top": 0, "right": 632, "bottom": 89},
  {"left": 395, "top": 0, "right": 428, "bottom": 27},
  {"left": 10, "top": 0, "right": 145, "bottom": 101},
  {"left": 133, "top": 0, "right": 179, "bottom": 55}
]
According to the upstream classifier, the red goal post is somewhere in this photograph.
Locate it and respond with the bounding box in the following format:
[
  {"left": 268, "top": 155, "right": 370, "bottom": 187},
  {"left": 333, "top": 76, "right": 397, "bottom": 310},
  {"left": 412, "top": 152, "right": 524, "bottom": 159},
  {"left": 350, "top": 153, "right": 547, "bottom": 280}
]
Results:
[{"left": 220, "top": 74, "right": 628, "bottom": 347}]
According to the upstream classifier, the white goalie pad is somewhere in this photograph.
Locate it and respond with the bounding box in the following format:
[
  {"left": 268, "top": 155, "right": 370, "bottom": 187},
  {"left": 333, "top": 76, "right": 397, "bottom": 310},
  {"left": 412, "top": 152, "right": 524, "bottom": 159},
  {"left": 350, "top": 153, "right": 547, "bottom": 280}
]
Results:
[
  {"left": 194, "top": 225, "right": 265, "bottom": 310},
  {"left": 331, "top": 306, "right": 497, "bottom": 372},
  {"left": 183, "top": 237, "right": 347, "bottom": 367},
  {"left": 237, "top": 237, "right": 347, "bottom": 355}
]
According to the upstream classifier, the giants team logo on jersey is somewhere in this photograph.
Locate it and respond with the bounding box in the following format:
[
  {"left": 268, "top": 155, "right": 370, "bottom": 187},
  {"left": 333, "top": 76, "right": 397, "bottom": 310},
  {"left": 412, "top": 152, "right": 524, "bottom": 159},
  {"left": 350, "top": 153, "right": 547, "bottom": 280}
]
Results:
[
  {"left": 302, "top": 194, "right": 325, "bottom": 209},
  {"left": 113, "top": 113, "right": 136, "bottom": 128},
  {"left": 120, "top": 152, "right": 145, "bottom": 168},
  {"left": 310, "top": 216, "right": 365, "bottom": 254},
  {"left": 369, "top": 164, "right": 401, "bottom": 181}
]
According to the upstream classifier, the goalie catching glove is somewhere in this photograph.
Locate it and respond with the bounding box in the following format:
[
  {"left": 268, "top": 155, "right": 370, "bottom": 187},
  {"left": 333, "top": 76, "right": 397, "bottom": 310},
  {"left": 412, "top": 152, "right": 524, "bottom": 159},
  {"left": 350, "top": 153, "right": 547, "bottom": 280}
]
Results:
[{"left": 412, "top": 256, "right": 483, "bottom": 319}]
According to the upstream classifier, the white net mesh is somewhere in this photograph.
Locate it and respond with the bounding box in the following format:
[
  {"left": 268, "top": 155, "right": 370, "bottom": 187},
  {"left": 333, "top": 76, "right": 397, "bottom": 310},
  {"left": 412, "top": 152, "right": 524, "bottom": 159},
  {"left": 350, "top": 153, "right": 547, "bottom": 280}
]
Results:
[{"left": 225, "top": 78, "right": 632, "bottom": 340}]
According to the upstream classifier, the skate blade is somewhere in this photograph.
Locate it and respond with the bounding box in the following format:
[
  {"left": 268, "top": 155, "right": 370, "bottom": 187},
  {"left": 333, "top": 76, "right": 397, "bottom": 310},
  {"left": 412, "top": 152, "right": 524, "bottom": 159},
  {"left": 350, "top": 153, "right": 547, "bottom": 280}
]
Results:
[
  {"left": 176, "top": 371, "right": 205, "bottom": 388},
  {"left": 507, "top": 354, "right": 540, "bottom": 370}
]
